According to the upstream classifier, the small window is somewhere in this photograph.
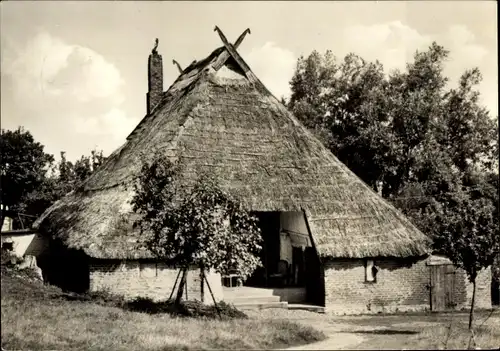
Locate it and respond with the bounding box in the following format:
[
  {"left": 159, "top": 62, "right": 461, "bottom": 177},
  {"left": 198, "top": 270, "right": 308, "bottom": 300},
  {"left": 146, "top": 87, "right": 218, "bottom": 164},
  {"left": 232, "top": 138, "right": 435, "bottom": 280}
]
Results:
[
  {"left": 365, "top": 259, "right": 378, "bottom": 283},
  {"left": 2, "top": 242, "right": 14, "bottom": 252}
]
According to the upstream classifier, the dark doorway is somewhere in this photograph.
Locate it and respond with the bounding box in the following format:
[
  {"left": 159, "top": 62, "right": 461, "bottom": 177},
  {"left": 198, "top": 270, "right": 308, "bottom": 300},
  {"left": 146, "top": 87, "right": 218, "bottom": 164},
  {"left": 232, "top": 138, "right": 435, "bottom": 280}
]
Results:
[
  {"left": 241, "top": 211, "right": 324, "bottom": 306},
  {"left": 304, "top": 246, "right": 324, "bottom": 306},
  {"left": 492, "top": 278, "right": 499, "bottom": 306},
  {"left": 244, "top": 211, "right": 281, "bottom": 287},
  {"left": 38, "top": 240, "right": 90, "bottom": 293}
]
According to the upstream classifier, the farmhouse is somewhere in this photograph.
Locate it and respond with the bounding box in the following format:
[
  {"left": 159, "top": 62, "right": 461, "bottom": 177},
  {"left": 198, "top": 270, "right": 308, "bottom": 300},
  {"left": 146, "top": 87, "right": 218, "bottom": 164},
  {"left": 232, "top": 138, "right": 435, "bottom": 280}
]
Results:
[
  {"left": 1, "top": 214, "right": 46, "bottom": 278},
  {"left": 33, "top": 27, "right": 492, "bottom": 314},
  {"left": 1, "top": 228, "right": 47, "bottom": 260}
]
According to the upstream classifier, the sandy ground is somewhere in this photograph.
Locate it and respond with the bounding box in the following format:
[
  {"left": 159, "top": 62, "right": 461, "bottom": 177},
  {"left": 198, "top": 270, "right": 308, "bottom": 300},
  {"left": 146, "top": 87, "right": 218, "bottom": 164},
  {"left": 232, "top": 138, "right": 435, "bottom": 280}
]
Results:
[
  {"left": 283, "top": 332, "right": 364, "bottom": 350},
  {"left": 248, "top": 310, "right": 373, "bottom": 350},
  {"left": 247, "top": 309, "right": 499, "bottom": 350}
]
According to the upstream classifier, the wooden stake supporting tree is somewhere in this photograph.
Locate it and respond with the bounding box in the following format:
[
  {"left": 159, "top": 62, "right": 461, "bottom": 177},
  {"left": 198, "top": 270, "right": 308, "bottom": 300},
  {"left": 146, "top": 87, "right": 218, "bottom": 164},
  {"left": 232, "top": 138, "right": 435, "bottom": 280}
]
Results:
[
  {"left": 200, "top": 266, "right": 221, "bottom": 319},
  {"left": 168, "top": 269, "right": 182, "bottom": 301},
  {"left": 131, "top": 153, "right": 262, "bottom": 308}
]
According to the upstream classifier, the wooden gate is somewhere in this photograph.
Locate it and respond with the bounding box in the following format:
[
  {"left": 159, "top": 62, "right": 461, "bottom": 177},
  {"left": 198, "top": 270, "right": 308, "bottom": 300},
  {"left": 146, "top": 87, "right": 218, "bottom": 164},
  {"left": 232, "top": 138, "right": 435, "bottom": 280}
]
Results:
[{"left": 430, "top": 264, "right": 457, "bottom": 311}]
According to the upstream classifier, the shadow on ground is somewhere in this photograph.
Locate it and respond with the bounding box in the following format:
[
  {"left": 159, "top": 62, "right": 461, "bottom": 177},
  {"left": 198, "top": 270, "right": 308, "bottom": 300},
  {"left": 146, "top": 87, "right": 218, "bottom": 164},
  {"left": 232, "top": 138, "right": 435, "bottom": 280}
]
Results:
[{"left": 348, "top": 329, "right": 418, "bottom": 335}]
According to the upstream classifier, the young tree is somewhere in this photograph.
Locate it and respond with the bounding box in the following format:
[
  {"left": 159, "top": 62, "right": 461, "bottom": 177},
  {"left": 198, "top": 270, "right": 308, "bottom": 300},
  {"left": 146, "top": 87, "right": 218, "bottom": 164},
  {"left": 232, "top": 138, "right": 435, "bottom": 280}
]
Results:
[
  {"left": 131, "top": 155, "right": 262, "bottom": 305},
  {"left": 427, "top": 189, "right": 499, "bottom": 330}
]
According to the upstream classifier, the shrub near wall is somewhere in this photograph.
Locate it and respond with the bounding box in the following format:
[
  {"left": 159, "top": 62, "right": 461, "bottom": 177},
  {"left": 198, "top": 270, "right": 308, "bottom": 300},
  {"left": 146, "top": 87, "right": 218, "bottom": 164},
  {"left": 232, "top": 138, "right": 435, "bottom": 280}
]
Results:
[{"left": 89, "top": 260, "right": 223, "bottom": 303}]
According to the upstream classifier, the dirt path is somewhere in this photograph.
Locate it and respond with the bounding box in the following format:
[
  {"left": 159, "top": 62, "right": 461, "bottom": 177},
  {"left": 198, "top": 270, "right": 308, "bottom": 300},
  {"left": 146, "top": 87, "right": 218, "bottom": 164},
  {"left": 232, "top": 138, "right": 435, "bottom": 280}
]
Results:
[
  {"left": 282, "top": 320, "right": 399, "bottom": 350},
  {"left": 251, "top": 309, "right": 493, "bottom": 350},
  {"left": 247, "top": 310, "right": 366, "bottom": 350},
  {"left": 283, "top": 314, "right": 451, "bottom": 350},
  {"left": 283, "top": 332, "right": 364, "bottom": 350}
]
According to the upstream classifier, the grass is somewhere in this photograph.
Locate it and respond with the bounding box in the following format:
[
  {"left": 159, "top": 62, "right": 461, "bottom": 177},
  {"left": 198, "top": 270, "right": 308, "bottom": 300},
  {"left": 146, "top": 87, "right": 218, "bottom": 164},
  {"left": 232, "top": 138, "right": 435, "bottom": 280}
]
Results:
[
  {"left": 413, "top": 321, "right": 500, "bottom": 349},
  {"left": 1, "top": 266, "right": 325, "bottom": 350}
]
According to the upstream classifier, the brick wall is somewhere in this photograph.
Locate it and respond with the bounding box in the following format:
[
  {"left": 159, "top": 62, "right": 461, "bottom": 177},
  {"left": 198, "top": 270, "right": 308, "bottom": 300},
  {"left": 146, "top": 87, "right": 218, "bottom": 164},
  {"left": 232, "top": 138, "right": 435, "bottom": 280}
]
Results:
[
  {"left": 89, "top": 260, "right": 223, "bottom": 304},
  {"left": 147, "top": 51, "right": 163, "bottom": 115},
  {"left": 464, "top": 267, "right": 492, "bottom": 310},
  {"left": 323, "top": 258, "right": 492, "bottom": 315},
  {"left": 324, "top": 258, "right": 431, "bottom": 314}
]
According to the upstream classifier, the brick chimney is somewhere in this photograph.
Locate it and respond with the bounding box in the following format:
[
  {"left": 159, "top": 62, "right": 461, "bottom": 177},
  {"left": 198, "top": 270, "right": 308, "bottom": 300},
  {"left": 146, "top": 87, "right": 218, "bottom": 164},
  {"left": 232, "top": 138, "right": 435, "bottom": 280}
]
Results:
[{"left": 147, "top": 38, "right": 163, "bottom": 115}]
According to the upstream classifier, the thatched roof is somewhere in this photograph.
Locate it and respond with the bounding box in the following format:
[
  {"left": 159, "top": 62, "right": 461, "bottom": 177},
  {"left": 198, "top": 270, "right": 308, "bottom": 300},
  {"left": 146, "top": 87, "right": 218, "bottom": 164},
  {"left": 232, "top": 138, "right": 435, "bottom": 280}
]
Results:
[{"left": 34, "top": 27, "right": 430, "bottom": 260}]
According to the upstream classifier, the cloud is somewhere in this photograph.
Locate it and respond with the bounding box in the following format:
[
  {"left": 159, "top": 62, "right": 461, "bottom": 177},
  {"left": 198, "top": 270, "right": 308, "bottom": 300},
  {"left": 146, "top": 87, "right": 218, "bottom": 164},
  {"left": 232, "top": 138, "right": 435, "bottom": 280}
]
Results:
[
  {"left": 342, "top": 21, "right": 491, "bottom": 79},
  {"left": 338, "top": 22, "right": 495, "bottom": 115},
  {"left": 242, "top": 21, "right": 494, "bottom": 115},
  {"left": 342, "top": 21, "right": 432, "bottom": 72},
  {"left": 73, "top": 108, "right": 136, "bottom": 141},
  {"left": 3, "top": 32, "right": 124, "bottom": 101},
  {"left": 438, "top": 25, "right": 489, "bottom": 75},
  {"left": 1, "top": 31, "right": 136, "bottom": 160},
  {"left": 3, "top": 32, "right": 73, "bottom": 92},
  {"left": 49, "top": 46, "right": 124, "bottom": 102},
  {"left": 244, "top": 42, "right": 297, "bottom": 100}
]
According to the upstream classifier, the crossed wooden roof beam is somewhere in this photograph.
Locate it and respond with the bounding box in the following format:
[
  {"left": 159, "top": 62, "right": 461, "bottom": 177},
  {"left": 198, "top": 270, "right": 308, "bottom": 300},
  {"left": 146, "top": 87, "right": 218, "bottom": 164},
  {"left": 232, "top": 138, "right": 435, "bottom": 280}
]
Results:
[
  {"left": 172, "top": 26, "right": 254, "bottom": 80},
  {"left": 212, "top": 26, "right": 251, "bottom": 70}
]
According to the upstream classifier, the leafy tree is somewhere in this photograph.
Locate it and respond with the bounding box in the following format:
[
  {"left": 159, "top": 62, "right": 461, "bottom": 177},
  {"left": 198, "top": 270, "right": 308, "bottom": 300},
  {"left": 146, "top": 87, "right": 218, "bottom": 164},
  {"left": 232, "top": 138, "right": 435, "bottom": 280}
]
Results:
[
  {"left": 15, "top": 175, "right": 61, "bottom": 227},
  {"left": 55, "top": 150, "right": 105, "bottom": 193},
  {"left": 0, "top": 127, "right": 54, "bottom": 228},
  {"left": 289, "top": 42, "right": 499, "bottom": 328},
  {"left": 1, "top": 126, "right": 106, "bottom": 228},
  {"left": 288, "top": 42, "right": 498, "bottom": 232},
  {"left": 15, "top": 149, "right": 105, "bottom": 227},
  {"left": 131, "top": 155, "right": 262, "bottom": 305},
  {"left": 288, "top": 42, "right": 497, "bottom": 199}
]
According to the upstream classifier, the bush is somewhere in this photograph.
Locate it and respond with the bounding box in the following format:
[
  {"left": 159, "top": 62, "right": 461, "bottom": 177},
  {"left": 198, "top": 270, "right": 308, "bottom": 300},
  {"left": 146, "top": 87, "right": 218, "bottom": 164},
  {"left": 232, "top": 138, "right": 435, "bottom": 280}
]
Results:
[
  {"left": 125, "top": 297, "right": 248, "bottom": 320},
  {"left": 1, "top": 252, "right": 43, "bottom": 284},
  {"left": 17, "top": 267, "right": 43, "bottom": 282},
  {"left": 83, "top": 289, "right": 127, "bottom": 308},
  {"left": 1, "top": 263, "right": 42, "bottom": 283},
  {"left": 55, "top": 289, "right": 127, "bottom": 309},
  {"left": 1, "top": 250, "right": 19, "bottom": 266}
]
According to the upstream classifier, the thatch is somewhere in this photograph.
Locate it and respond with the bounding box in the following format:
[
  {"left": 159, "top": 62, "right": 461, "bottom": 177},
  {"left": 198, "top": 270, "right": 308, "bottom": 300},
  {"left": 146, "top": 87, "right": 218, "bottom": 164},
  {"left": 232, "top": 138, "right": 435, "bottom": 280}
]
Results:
[{"left": 34, "top": 30, "right": 431, "bottom": 260}]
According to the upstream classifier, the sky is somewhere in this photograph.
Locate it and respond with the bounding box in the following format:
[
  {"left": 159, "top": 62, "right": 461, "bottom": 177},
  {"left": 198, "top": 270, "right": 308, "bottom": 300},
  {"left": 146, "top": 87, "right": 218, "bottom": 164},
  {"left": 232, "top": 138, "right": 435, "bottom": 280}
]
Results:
[{"left": 1, "top": 1, "right": 497, "bottom": 161}]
